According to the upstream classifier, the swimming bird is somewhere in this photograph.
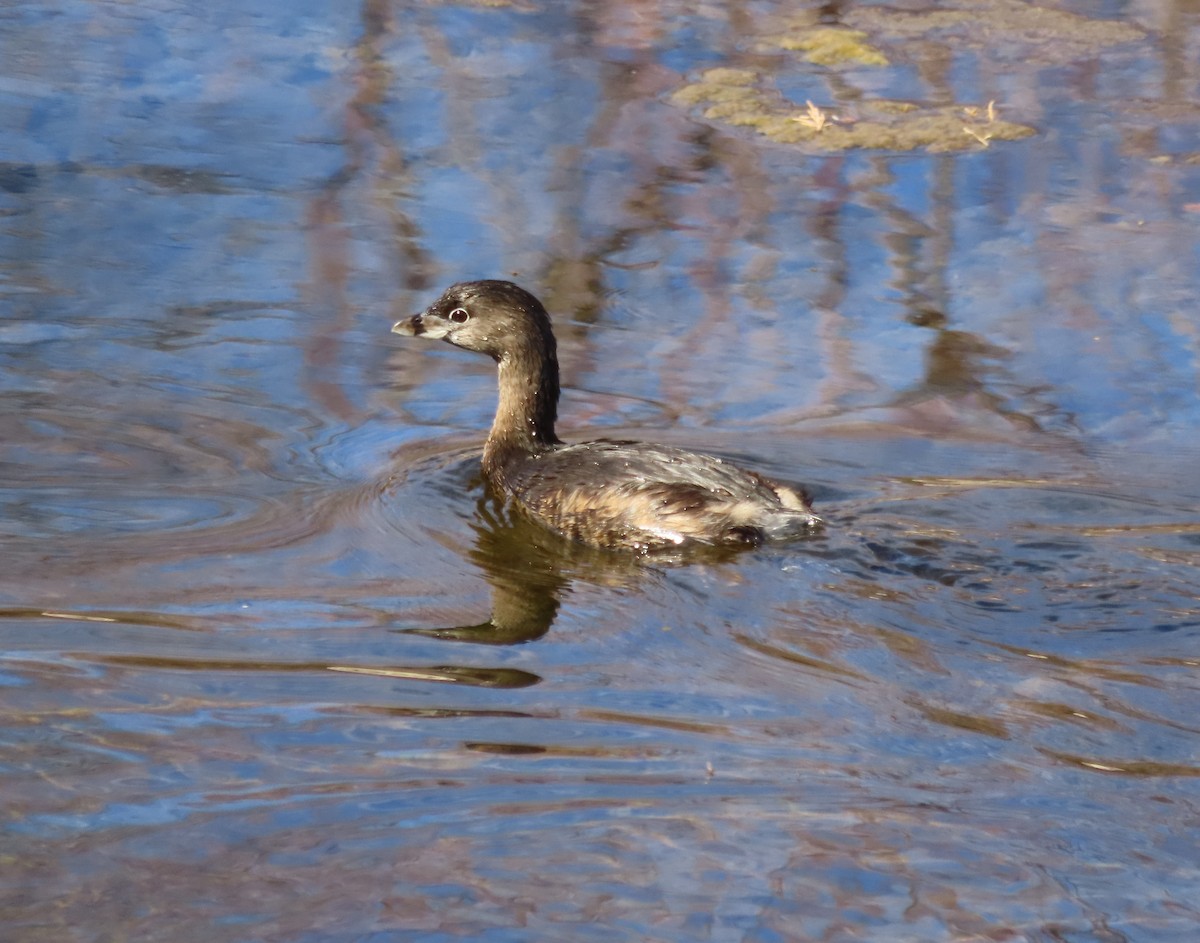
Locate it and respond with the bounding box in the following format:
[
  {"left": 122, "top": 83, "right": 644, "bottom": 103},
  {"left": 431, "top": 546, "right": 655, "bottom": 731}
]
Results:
[{"left": 392, "top": 280, "right": 819, "bottom": 551}]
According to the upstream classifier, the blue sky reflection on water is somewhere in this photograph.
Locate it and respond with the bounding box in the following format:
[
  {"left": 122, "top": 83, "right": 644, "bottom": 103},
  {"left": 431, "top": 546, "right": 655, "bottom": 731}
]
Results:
[{"left": 2, "top": 1, "right": 1200, "bottom": 941}]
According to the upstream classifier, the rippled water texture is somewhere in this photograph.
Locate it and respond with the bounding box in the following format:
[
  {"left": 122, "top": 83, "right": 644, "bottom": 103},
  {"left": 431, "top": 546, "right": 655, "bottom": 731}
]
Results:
[{"left": 3, "top": 1, "right": 1200, "bottom": 940}]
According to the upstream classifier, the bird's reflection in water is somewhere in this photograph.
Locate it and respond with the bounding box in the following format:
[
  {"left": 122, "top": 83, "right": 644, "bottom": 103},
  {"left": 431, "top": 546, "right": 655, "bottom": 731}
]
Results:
[{"left": 393, "top": 487, "right": 748, "bottom": 647}]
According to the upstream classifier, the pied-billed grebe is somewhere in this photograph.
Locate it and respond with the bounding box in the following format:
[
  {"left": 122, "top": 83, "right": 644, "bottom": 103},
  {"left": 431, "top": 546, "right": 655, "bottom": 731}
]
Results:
[{"left": 392, "top": 280, "right": 820, "bottom": 551}]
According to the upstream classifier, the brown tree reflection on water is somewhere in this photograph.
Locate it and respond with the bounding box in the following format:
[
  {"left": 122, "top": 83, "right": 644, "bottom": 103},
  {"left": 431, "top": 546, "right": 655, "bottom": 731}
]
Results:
[{"left": 361, "top": 0, "right": 1196, "bottom": 446}]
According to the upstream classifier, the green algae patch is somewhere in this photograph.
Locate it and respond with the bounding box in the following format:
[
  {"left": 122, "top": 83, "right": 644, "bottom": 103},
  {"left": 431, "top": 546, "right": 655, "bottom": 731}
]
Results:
[
  {"left": 668, "top": 0, "right": 1145, "bottom": 153},
  {"left": 672, "top": 71, "right": 1035, "bottom": 153},
  {"left": 766, "top": 108, "right": 1034, "bottom": 152},
  {"left": 764, "top": 26, "right": 889, "bottom": 67},
  {"left": 670, "top": 68, "right": 760, "bottom": 108},
  {"left": 871, "top": 100, "right": 920, "bottom": 116},
  {"left": 691, "top": 67, "right": 757, "bottom": 88},
  {"left": 844, "top": 0, "right": 1142, "bottom": 61}
]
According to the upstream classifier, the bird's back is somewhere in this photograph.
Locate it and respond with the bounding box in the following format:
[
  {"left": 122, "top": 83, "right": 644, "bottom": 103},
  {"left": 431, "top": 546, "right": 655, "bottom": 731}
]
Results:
[{"left": 494, "top": 439, "right": 819, "bottom": 551}]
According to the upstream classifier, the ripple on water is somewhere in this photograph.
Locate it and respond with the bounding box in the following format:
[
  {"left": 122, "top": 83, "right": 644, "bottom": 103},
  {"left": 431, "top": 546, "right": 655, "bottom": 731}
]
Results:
[
  {"left": 701, "top": 455, "right": 1200, "bottom": 802},
  {"left": 810, "top": 469, "right": 1200, "bottom": 638}
]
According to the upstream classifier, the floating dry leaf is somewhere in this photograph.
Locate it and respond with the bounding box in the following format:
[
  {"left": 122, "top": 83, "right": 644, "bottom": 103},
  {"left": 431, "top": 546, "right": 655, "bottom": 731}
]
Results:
[{"left": 793, "top": 100, "right": 829, "bottom": 132}]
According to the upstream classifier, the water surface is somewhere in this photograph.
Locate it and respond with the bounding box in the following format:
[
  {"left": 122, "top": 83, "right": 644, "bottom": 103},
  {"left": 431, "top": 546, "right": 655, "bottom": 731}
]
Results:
[{"left": 3, "top": 1, "right": 1200, "bottom": 940}]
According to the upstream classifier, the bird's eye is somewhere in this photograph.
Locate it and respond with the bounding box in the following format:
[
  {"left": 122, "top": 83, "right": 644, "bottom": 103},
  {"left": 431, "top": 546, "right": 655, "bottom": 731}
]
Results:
[{"left": 449, "top": 307, "right": 470, "bottom": 324}]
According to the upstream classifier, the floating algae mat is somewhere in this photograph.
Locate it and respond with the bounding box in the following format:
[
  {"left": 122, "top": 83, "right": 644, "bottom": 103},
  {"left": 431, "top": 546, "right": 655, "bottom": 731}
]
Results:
[
  {"left": 672, "top": 3, "right": 1144, "bottom": 153},
  {"left": 760, "top": 26, "right": 889, "bottom": 68},
  {"left": 842, "top": 0, "right": 1143, "bottom": 61},
  {"left": 671, "top": 67, "right": 1035, "bottom": 154}
]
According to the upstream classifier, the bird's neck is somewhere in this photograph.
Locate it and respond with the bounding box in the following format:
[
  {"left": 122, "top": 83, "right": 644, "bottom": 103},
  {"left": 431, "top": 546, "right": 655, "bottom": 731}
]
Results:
[{"left": 483, "top": 340, "right": 560, "bottom": 477}]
